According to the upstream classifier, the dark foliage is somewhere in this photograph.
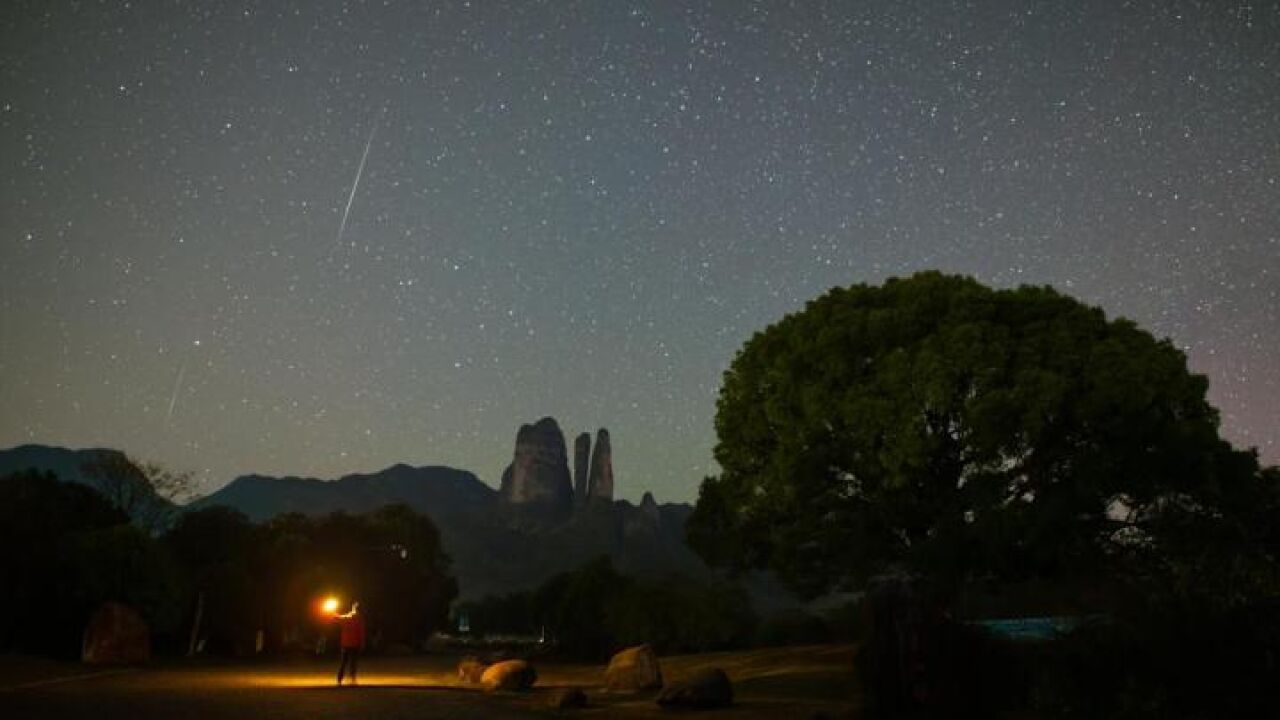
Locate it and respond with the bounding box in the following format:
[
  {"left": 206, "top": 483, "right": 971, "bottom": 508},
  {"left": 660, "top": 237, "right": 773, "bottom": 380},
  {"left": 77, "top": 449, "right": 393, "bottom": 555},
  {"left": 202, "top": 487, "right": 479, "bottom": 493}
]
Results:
[
  {"left": 751, "top": 608, "right": 832, "bottom": 646},
  {"left": 168, "top": 503, "right": 458, "bottom": 655},
  {"left": 459, "top": 556, "right": 754, "bottom": 660},
  {"left": 687, "top": 273, "right": 1279, "bottom": 717},
  {"left": 689, "top": 272, "right": 1265, "bottom": 597},
  {"left": 1026, "top": 600, "right": 1280, "bottom": 719},
  {"left": 853, "top": 577, "right": 1021, "bottom": 718},
  {"left": 80, "top": 452, "right": 192, "bottom": 533},
  {"left": 0, "top": 469, "right": 178, "bottom": 658},
  {"left": 0, "top": 465, "right": 457, "bottom": 659}
]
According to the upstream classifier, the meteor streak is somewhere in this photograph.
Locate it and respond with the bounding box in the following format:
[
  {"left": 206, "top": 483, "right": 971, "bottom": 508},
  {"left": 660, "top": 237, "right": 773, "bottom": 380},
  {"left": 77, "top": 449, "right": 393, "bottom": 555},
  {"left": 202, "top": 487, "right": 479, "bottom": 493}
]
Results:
[
  {"left": 336, "top": 123, "right": 378, "bottom": 247},
  {"left": 166, "top": 359, "right": 187, "bottom": 425}
]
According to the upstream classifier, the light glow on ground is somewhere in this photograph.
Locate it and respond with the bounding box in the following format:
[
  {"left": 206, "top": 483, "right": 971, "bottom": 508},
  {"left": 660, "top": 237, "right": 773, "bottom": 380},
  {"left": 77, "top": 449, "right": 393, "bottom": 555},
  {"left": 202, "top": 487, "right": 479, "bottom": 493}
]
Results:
[{"left": 240, "top": 671, "right": 461, "bottom": 689}]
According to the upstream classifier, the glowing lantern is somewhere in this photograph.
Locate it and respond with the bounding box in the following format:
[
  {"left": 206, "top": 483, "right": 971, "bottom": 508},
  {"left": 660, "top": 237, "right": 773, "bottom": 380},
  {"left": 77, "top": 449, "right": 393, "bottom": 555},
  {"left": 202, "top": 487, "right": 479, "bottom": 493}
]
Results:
[{"left": 322, "top": 597, "right": 340, "bottom": 614}]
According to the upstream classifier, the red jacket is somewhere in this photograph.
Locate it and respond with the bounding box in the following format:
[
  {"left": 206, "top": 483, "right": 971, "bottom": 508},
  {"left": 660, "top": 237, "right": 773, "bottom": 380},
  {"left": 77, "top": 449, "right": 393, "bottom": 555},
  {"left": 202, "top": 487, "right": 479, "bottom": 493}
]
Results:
[{"left": 339, "top": 615, "right": 366, "bottom": 649}]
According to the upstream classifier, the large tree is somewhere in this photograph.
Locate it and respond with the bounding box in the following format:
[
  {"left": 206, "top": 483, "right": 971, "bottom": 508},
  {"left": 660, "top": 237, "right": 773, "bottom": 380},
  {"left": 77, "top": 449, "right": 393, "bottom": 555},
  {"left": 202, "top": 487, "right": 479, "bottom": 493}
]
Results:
[{"left": 688, "top": 272, "right": 1266, "bottom": 598}]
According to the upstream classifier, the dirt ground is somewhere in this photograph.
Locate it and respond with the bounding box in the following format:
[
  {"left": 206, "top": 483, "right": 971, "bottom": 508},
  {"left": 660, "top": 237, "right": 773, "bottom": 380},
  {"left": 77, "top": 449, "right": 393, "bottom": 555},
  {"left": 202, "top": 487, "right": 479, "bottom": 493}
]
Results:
[{"left": 0, "top": 645, "right": 859, "bottom": 719}]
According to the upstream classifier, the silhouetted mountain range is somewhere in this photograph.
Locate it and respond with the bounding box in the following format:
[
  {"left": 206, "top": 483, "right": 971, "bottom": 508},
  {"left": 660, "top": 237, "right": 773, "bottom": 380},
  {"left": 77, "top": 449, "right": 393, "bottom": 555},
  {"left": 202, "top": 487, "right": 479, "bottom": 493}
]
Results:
[
  {"left": 0, "top": 444, "right": 175, "bottom": 527},
  {"left": 1, "top": 444, "right": 708, "bottom": 600},
  {"left": 0, "top": 444, "right": 127, "bottom": 487},
  {"left": 193, "top": 462, "right": 706, "bottom": 599},
  {"left": 193, "top": 463, "right": 494, "bottom": 521}
]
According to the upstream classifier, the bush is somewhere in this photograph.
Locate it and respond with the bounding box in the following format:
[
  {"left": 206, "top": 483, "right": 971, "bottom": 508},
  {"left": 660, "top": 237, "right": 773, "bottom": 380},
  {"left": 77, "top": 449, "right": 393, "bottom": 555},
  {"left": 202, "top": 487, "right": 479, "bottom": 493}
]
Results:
[
  {"left": 854, "top": 577, "right": 1020, "bottom": 718},
  {"left": 1029, "top": 601, "right": 1280, "bottom": 719},
  {"left": 753, "top": 609, "right": 829, "bottom": 647},
  {"left": 0, "top": 469, "right": 174, "bottom": 658},
  {"left": 462, "top": 557, "right": 756, "bottom": 660}
]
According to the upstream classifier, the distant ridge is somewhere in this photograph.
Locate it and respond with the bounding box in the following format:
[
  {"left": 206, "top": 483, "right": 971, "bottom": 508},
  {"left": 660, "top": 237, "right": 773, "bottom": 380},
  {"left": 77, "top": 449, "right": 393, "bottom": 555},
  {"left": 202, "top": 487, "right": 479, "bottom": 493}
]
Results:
[
  {"left": 0, "top": 444, "right": 707, "bottom": 600},
  {"left": 0, "top": 444, "right": 174, "bottom": 527},
  {"left": 195, "top": 462, "right": 705, "bottom": 600},
  {"left": 193, "top": 463, "right": 498, "bottom": 521},
  {"left": 2, "top": 440, "right": 711, "bottom": 597},
  {"left": 0, "top": 443, "right": 130, "bottom": 487}
]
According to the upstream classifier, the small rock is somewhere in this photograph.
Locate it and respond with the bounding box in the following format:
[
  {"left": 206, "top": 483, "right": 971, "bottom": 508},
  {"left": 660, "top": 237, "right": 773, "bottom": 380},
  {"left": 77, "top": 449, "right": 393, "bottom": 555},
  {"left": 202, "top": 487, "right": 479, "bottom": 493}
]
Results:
[
  {"left": 656, "top": 668, "right": 733, "bottom": 709},
  {"left": 457, "top": 656, "right": 488, "bottom": 684},
  {"left": 605, "top": 643, "right": 663, "bottom": 692},
  {"left": 546, "top": 686, "right": 588, "bottom": 709},
  {"left": 481, "top": 659, "right": 538, "bottom": 692}
]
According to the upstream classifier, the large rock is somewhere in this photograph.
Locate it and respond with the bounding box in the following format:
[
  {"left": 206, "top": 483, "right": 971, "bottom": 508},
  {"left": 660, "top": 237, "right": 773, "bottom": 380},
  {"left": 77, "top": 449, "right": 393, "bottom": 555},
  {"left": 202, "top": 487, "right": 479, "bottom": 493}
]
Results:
[
  {"left": 586, "top": 428, "right": 614, "bottom": 502},
  {"left": 572, "top": 432, "right": 591, "bottom": 505},
  {"left": 82, "top": 602, "right": 150, "bottom": 664},
  {"left": 656, "top": 668, "right": 733, "bottom": 709},
  {"left": 481, "top": 659, "right": 538, "bottom": 692},
  {"left": 604, "top": 643, "right": 663, "bottom": 692},
  {"left": 498, "top": 418, "right": 573, "bottom": 512},
  {"left": 458, "top": 656, "right": 488, "bottom": 683},
  {"left": 546, "top": 686, "right": 588, "bottom": 709}
]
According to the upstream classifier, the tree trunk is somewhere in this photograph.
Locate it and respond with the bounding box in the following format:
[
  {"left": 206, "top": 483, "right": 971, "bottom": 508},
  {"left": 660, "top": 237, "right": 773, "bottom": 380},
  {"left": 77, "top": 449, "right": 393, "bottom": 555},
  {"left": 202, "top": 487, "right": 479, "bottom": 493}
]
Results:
[{"left": 187, "top": 590, "right": 205, "bottom": 657}]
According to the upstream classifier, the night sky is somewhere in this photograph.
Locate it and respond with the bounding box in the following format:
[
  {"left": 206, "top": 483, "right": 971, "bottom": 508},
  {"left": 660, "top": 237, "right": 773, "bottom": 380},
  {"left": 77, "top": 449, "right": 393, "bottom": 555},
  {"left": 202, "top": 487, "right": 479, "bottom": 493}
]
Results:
[{"left": 2, "top": 1, "right": 1276, "bottom": 503}]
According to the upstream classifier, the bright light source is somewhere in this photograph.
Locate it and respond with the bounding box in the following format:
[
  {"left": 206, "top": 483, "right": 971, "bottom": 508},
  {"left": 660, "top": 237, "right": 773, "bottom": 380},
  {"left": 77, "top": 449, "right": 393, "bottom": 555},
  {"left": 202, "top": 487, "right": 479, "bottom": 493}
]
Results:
[{"left": 322, "top": 597, "right": 339, "bottom": 614}]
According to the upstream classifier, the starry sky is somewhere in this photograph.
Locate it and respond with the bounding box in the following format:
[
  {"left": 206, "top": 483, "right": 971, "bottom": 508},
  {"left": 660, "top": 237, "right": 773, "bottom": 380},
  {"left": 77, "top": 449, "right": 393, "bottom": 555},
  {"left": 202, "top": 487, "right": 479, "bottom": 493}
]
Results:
[{"left": 2, "top": 1, "right": 1276, "bottom": 503}]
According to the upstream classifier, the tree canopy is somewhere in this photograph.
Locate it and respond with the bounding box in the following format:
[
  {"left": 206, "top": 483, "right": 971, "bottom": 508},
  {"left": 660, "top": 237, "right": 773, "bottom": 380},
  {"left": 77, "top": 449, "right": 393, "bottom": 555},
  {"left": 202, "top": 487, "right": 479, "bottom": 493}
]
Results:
[
  {"left": 458, "top": 556, "right": 754, "bottom": 659},
  {"left": 0, "top": 463, "right": 458, "bottom": 658},
  {"left": 80, "top": 452, "right": 194, "bottom": 533},
  {"left": 688, "top": 272, "right": 1268, "bottom": 598},
  {"left": 0, "top": 470, "right": 176, "bottom": 657},
  {"left": 167, "top": 503, "right": 458, "bottom": 655}
]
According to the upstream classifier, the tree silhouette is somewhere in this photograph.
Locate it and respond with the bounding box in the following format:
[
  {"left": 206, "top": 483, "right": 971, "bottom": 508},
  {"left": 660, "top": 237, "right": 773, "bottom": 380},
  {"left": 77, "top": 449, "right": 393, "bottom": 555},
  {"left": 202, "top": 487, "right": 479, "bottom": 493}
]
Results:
[
  {"left": 689, "top": 272, "right": 1265, "bottom": 598},
  {"left": 81, "top": 452, "right": 194, "bottom": 533}
]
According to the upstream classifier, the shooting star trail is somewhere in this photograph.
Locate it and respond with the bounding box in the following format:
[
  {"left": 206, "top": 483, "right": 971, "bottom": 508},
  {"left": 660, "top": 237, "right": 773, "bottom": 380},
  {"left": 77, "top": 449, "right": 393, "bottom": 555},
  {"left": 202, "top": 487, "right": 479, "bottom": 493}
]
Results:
[
  {"left": 336, "top": 123, "right": 378, "bottom": 247},
  {"left": 166, "top": 359, "right": 187, "bottom": 426}
]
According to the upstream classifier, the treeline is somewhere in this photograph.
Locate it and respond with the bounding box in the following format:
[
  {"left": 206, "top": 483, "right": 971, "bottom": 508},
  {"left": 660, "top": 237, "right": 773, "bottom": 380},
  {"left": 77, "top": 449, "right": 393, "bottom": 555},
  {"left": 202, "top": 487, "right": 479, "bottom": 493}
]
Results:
[
  {"left": 687, "top": 273, "right": 1280, "bottom": 718},
  {"left": 0, "top": 469, "right": 457, "bottom": 659},
  {"left": 457, "top": 555, "right": 856, "bottom": 660}
]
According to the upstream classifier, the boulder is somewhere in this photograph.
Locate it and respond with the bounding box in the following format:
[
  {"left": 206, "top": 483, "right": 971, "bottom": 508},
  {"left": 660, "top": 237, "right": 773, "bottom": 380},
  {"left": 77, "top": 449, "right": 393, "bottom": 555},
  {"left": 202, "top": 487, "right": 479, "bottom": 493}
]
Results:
[
  {"left": 481, "top": 659, "right": 538, "bottom": 692},
  {"left": 604, "top": 643, "right": 663, "bottom": 692},
  {"left": 572, "top": 432, "right": 591, "bottom": 505},
  {"left": 656, "top": 668, "right": 733, "bottom": 709},
  {"left": 457, "top": 655, "right": 488, "bottom": 684},
  {"left": 82, "top": 602, "right": 150, "bottom": 664},
  {"left": 546, "top": 686, "right": 588, "bottom": 709},
  {"left": 586, "top": 428, "right": 614, "bottom": 502},
  {"left": 499, "top": 418, "right": 573, "bottom": 512}
]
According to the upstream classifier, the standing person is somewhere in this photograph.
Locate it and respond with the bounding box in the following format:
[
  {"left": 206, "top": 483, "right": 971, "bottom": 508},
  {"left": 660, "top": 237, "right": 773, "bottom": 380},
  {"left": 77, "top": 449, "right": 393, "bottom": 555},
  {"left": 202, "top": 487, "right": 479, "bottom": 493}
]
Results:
[{"left": 335, "top": 601, "right": 366, "bottom": 686}]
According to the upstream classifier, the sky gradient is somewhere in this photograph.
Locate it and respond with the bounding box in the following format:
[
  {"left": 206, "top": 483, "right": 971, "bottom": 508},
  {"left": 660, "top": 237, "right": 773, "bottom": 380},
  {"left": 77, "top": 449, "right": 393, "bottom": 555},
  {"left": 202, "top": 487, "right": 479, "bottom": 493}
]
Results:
[{"left": 2, "top": 1, "right": 1276, "bottom": 502}]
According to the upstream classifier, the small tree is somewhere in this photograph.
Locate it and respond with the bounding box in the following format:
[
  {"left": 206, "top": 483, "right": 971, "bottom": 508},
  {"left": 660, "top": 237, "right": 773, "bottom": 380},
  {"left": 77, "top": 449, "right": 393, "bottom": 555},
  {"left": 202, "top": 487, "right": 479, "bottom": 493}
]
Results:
[{"left": 81, "top": 453, "right": 194, "bottom": 533}]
